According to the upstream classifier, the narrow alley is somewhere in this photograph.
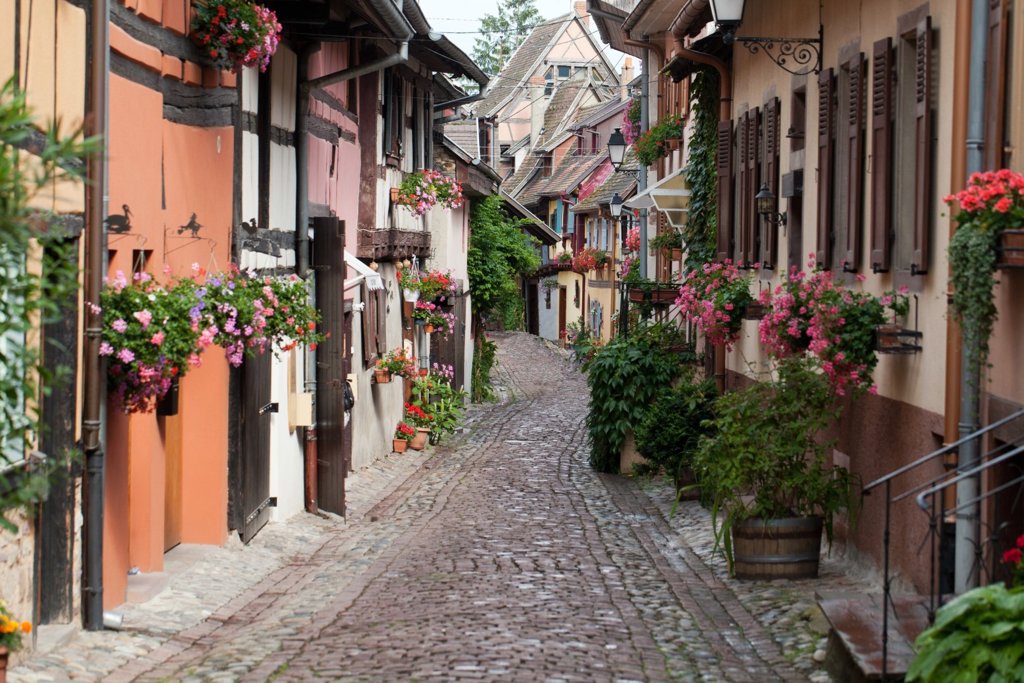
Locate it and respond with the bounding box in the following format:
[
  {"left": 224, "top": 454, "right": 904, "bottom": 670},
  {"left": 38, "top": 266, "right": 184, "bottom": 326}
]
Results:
[{"left": 11, "top": 334, "right": 874, "bottom": 682}]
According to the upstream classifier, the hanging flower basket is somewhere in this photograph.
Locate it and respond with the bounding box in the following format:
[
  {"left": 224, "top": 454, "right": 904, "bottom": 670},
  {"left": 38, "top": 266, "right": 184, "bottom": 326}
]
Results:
[
  {"left": 997, "top": 229, "right": 1024, "bottom": 268},
  {"left": 191, "top": 0, "right": 282, "bottom": 73}
]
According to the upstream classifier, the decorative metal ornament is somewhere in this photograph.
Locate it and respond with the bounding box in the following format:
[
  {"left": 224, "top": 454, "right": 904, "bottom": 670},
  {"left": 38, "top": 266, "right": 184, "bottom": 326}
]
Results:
[
  {"left": 178, "top": 213, "right": 203, "bottom": 237},
  {"left": 104, "top": 204, "right": 132, "bottom": 233},
  {"left": 726, "top": 26, "right": 823, "bottom": 76}
]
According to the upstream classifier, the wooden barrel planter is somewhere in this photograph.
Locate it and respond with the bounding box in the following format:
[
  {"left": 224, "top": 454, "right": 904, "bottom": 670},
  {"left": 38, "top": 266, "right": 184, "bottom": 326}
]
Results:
[{"left": 731, "top": 516, "right": 823, "bottom": 580}]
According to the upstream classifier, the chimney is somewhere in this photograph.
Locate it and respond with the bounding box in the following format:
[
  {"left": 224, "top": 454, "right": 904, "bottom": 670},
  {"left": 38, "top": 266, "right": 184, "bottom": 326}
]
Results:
[
  {"left": 620, "top": 57, "right": 634, "bottom": 99},
  {"left": 574, "top": 0, "right": 589, "bottom": 19}
]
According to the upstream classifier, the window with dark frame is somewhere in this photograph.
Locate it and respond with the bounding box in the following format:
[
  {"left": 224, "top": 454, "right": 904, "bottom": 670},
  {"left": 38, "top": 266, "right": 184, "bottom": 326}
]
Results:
[{"left": 361, "top": 286, "right": 387, "bottom": 369}]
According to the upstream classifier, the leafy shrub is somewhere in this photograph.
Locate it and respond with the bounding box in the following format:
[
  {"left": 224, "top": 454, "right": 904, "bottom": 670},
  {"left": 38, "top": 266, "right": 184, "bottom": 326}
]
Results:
[
  {"left": 634, "top": 374, "right": 717, "bottom": 488},
  {"left": 908, "top": 584, "right": 1024, "bottom": 682}
]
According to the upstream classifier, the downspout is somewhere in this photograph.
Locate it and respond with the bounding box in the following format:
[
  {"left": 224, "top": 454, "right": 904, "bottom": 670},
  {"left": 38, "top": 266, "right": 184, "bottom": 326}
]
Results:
[
  {"left": 639, "top": 45, "right": 649, "bottom": 278},
  {"left": 670, "top": 4, "right": 732, "bottom": 391},
  {"left": 83, "top": 0, "right": 109, "bottom": 631},
  {"left": 956, "top": 0, "right": 990, "bottom": 594}
]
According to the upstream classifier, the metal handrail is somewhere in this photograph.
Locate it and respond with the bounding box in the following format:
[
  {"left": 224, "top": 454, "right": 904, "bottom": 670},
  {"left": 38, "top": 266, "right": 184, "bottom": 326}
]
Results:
[{"left": 916, "top": 443, "right": 1024, "bottom": 510}]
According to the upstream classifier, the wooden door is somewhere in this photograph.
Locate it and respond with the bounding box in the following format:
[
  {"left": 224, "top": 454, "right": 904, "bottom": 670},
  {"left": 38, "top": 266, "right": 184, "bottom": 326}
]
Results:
[
  {"left": 430, "top": 297, "right": 467, "bottom": 392},
  {"left": 526, "top": 284, "right": 539, "bottom": 336},
  {"left": 313, "top": 216, "right": 346, "bottom": 515},
  {"left": 162, "top": 412, "right": 183, "bottom": 551},
  {"left": 37, "top": 237, "right": 79, "bottom": 624},
  {"left": 236, "top": 351, "right": 272, "bottom": 543}
]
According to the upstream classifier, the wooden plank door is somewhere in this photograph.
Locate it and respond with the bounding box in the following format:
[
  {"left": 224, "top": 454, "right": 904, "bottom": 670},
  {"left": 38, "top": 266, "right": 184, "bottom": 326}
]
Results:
[
  {"left": 163, "top": 412, "right": 183, "bottom": 551},
  {"left": 313, "top": 216, "right": 346, "bottom": 515},
  {"left": 558, "top": 286, "right": 567, "bottom": 341},
  {"left": 237, "top": 351, "right": 272, "bottom": 543}
]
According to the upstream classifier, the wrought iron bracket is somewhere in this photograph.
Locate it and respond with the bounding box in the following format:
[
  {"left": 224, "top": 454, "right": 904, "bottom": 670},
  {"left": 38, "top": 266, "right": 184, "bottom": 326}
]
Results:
[
  {"left": 726, "top": 25, "right": 823, "bottom": 76},
  {"left": 612, "top": 168, "right": 642, "bottom": 179}
]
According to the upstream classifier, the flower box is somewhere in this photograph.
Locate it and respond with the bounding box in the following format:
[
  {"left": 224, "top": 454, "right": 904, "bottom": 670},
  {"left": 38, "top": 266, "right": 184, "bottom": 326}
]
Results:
[
  {"left": 742, "top": 302, "right": 766, "bottom": 320},
  {"left": 874, "top": 325, "right": 923, "bottom": 354},
  {"left": 628, "top": 286, "right": 678, "bottom": 305},
  {"left": 996, "top": 229, "right": 1024, "bottom": 268}
]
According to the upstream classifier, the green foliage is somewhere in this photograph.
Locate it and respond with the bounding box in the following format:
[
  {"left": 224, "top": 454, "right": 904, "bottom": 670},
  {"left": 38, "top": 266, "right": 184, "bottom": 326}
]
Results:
[
  {"left": 908, "top": 584, "right": 1024, "bottom": 682},
  {"left": 633, "top": 114, "right": 684, "bottom": 167},
  {"left": 692, "top": 357, "right": 860, "bottom": 572},
  {"left": 948, "top": 225, "right": 998, "bottom": 386},
  {"left": 585, "top": 323, "right": 686, "bottom": 472},
  {"left": 649, "top": 230, "right": 683, "bottom": 252},
  {"left": 471, "top": 336, "right": 498, "bottom": 403},
  {"left": 0, "top": 77, "right": 94, "bottom": 532},
  {"left": 634, "top": 373, "right": 717, "bottom": 488},
  {"left": 471, "top": 0, "right": 543, "bottom": 77},
  {"left": 468, "top": 195, "right": 541, "bottom": 324},
  {"left": 683, "top": 68, "right": 719, "bottom": 272},
  {"left": 411, "top": 372, "right": 465, "bottom": 444}
]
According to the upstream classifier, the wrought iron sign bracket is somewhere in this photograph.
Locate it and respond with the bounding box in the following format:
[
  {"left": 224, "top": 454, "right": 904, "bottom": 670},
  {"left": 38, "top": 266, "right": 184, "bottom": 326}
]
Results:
[{"left": 725, "top": 24, "right": 823, "bottom": 76}]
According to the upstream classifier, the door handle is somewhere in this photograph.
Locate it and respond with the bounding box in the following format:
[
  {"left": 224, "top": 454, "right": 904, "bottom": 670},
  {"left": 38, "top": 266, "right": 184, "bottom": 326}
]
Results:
[{"left": 259, "top": 402, "right": 279, "bottom": 415}]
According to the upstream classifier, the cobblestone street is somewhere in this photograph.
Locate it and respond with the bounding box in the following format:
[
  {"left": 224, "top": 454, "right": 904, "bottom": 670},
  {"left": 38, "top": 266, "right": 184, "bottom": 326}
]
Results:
[{"left": 12, "top": 332, "right": 879, "bottom": 682}]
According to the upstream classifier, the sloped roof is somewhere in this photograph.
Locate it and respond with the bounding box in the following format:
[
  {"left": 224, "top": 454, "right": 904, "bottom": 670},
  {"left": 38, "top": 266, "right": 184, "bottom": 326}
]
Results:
[
  {"left": 570, "top": 98, "right": 629, "bottom": 131},
  {"left": 534, "top": 76, "right": 591, "bottom": 148},
  {"left": 476, "top": 17, "right": 568, "bottom": 117},
  {"left": 501, "top": 190, "right": 559, "bottom": 245},
  {"left": 573, "top": 152, "right": 639, "bottom": 213},
  {"left": 517, "top": 151, "right": 606, "bottom": 206},
  {"left": 504, "top": 155, "right": 544, "bottom": 197},
  {"left": 444, "top": 120, "right": 479, "bottom": 158}
]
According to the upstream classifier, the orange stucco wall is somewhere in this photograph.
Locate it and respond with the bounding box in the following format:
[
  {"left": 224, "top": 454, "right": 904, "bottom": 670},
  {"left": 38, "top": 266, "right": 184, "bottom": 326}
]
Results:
[{"left": 103, "top": 63, "right": 233, "bottom": 606}]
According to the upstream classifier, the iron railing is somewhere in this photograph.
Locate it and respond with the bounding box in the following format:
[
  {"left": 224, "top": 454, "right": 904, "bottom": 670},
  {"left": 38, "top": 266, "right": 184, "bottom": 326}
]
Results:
[{"left": 861, "top": 407, "right": 1024, "bottom": 680}]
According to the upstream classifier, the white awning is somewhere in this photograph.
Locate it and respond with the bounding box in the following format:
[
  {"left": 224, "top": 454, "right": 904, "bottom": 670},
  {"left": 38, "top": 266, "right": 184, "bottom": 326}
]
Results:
[
  {"left": 344, "top": 251, "right": 384, "bottom": 291},
  {"left": 624, "top": 169, "right": 690, "bottom": 229}
]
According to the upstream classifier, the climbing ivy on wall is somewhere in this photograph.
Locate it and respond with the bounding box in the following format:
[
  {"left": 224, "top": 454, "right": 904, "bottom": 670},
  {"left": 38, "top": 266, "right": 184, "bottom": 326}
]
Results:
[{"left": 682, "top": 68, "right": 719, "bottom": 273}]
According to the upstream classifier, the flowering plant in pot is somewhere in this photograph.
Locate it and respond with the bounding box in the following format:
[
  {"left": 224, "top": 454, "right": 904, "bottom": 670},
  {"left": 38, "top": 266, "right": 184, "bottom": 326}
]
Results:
[
  {"left": 396, "top": 267, "right": 456, "bottom": 302},
  {"left": 0, "top": 599, "right": 31, "bottom": 653},
  {"left": 412, "top": 300, "right": 446, "bottom": 329},
  {"left": 675, "top": 260, "right": 755, "bottom": 350},
  {"left": 633, "top": 114, "right": 684, "bottom": 167},
  {"left": 404, "top": 402, "right": 433, "bottom": 450},
  {"left": 394, "top": 169, "right": 464, "bottom": 217},
  {"left": 410, "top": 364, "right": 464, "bottom": 445},
  {"left": 100, "top": 271, "right": 206, "bottom": 414},
  {"left": 376, "top": 347, "right": 416, "bottom": 379},
  {"left": 945, "top": 169, "right": 1024, "bottom": 385},
  {"left": 691, "top": 356, "right": 860, "bottom": 578},
  {"left": 757, "top": 258, "right": 909, "bottom": 395},
  {"left": 393, "top": 422, "right": 415, "bottom": 452},
  {"left": 191, "top": 0, "right": 282, "bottom": 72}
]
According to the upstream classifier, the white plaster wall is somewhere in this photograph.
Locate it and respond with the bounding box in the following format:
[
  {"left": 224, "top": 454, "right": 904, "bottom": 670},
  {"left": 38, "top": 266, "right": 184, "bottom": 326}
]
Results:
[
  {"left": 268, "top": 350, "right": 306, "bottom": 522},
  {"left": 538, "top": 286, "right": 560, "bottom": 341}
]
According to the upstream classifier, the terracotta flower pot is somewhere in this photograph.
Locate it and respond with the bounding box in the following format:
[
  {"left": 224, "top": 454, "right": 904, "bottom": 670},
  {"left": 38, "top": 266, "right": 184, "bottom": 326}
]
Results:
[
  {"left": 424, "top": 323, "right": 434, "bottom": 334},
  {"left": 0, "top": 645, "right": 8, "bottom": 683},
  {"left": 393, "top": 438, "right": 408, "bottom": 453},
  {"left": 409, "top": 428, "right": 429, "bottom": 450},
  {"left": 374, "top": 369, "right": 392, "bottom": 384},
  {"left": 390, "top": 186, "right": 401, "bottom": 203}
]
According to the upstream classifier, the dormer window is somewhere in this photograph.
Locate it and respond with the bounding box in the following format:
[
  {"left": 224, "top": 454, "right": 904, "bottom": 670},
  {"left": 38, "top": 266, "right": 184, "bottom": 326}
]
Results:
[{"left": 542, "top": 153, "right": 553, "bottom": 177}]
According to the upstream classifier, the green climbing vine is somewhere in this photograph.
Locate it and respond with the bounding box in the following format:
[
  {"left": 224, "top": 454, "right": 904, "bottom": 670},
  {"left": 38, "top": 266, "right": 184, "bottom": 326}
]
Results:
[{"left": 682, "top": 68, "right": 719, "bottom": 274}]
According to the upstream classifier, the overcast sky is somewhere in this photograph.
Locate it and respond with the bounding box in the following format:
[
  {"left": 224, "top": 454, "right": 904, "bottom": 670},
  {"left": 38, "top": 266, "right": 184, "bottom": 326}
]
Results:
[{"left": 417, "top": 0, "right": 631, "bottom": 73}]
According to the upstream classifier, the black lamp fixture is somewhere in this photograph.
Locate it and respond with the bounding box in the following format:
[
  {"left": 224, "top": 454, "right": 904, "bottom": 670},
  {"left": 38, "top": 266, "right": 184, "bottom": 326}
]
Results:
[
  {"left": 607, "top": 128, "right": 641, "bottom": 178},
  {"left": 755, "top": 183, "right": 786, "bottom": 226},
  {"left": 709, "top": 0, "right": 822, "bottom": 76},
  {"left": 609, "top": 192, "right": 624, "bottom": 219}
]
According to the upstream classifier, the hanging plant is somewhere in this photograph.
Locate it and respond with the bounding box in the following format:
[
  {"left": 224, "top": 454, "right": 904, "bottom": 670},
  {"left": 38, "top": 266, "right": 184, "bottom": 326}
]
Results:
[
  {"left": 676, "top": 260, "right": 754, "bottom": 350},
  {"left": 395, "top": 169, "right": 464, "bottom": 217},
  {"left": 623, "top": 98, "right": 641, "bottom": 144},
  {"left": 682, "top": 68, "right": 719, "bottom": 272},
  {"left": 945, "top": 169, "right": 1024, "bottom": 384},
  {"left": 633, "top": 114, "right": 684, "bottom": 167},
  {"left": 191, "top": 0, "right": 282, "bottom": 73}
]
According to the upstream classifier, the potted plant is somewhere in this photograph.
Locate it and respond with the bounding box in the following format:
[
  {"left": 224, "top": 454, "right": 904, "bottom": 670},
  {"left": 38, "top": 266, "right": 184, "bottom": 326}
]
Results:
[
  {"left": 0, "top": 599, "right": 31, "bottom": 677},
  {"left": 945, "top": 169, "right": 1024, "bottom": 385},
  {"left": 191, "top": 0, "right": 282, "bottom": 73},
  {"left": 393, "top": 169, "right": 464, "bottom": 217},
  {"left": 410, "top": 364, "right": 464, "bottom": 445},
  {"left": 758, "top": 258, "right": 908, "bottom": 395},
  {"left": 649, "top": 229, "right": 683, "bottom": 261},
  {"left": 676, "top": 260, "right": 754, "bottom": 350},
  {"left": 557, "top": 251, "right": 573, "bottom": 266},
  {"left": 908, "top": 540, "right": 1024, "bottom": 683},
  {"left": 634, "top": 372, "right": 717, "bottom": 494},
  {"left": 692, "top": 356, "right": 860, "bottom": 579},
  {"left": 633, "top": 114, "right": 684, "bottom": 167},
  {"left": 404, "top": 402, "right": 433, "bottom": 450},
  {"left": 393, "top": 422, "right": 414, "bottom": 453},
  {"left": 375, "top": 347, "right": 416, "bottom": 383}
]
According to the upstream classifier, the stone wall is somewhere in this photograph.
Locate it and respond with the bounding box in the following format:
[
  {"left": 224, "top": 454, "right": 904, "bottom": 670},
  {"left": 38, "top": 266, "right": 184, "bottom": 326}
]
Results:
[{"left": 0, "top": 508, "right": 36, "bottom": 655}]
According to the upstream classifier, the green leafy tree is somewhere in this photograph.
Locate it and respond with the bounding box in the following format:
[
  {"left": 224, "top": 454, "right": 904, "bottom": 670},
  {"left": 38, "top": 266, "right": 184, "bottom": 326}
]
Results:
[
  {"left": 467, "top": 195, "right": 540, "bottom": 400},
  {"left": 0, "top": 77, "right": 94, "bottom": 532},
  {"left": 472, "top": 0, "right": 543, "bottom": 78}
]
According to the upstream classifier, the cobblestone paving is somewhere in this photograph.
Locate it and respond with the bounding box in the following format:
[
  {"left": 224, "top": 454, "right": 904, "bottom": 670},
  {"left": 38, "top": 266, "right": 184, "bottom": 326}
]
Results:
[{"left": 11, "top": 332, "right": 881, "bottom": 682}]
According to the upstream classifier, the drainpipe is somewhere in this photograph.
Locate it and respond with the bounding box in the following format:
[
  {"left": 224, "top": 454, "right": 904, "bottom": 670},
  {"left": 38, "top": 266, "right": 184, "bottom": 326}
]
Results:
[
  {"left": 956, "top": 0, "right": 989, "bottom": 594},
  {"left": 639, "top": 45, "right": 650, "bottom": 279},
  {"left": 83, "top": 0, "right": 109, "bottom": 631},
  {"left": 670, "top": 5, "right": 732, "bottom": 391}
]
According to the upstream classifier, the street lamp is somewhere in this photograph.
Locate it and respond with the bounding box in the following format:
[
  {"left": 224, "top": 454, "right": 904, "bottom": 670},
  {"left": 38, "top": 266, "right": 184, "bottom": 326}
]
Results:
[
  {"left": 606, "top": 129, "right": 640, "bottom": 178},
  {"left": 707, "top": 0, "right": 822, "bottom": 76},
  {"left": 755, "top": 183, "right": 786, "bottom": 226},
  {"left": 609, "top": 192, "right": 624, "bottom": 219}
]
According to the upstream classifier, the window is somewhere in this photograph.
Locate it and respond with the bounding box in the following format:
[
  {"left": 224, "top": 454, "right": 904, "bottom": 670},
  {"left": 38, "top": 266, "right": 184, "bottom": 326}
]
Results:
[
  {"left": 871, "top": 13, "right": 933, "bottom": 275},
  {"left": 542, "top": 153, "right": 553, "bottom": 177},
  {"left": 544, "top": 67, "right": 554, "bottom": 97},
  {"left": 558, "top": 65, "right": 571, "bottom": 79},
  {"left": 382, "top": 69, "right": 405, "bottom": 158}
]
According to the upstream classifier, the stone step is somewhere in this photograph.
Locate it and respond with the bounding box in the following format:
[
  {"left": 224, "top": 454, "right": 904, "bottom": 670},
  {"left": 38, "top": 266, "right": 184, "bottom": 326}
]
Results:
[{"left": 816, "top": 591, "right": 932, "bottom": 682}]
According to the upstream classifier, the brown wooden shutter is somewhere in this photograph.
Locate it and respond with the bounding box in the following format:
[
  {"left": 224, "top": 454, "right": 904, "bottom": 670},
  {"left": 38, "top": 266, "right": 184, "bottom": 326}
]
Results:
[
  {"left": 762, "top": 98, "right": 780, "bottom": 269},
  {"left": 985, "top": 0, "right": 1009, "bottom": 169},
  {"left": 362, "top": 285, "right": 376, "bottom": 368},
  {"left": 870, "top": 38, "right": 893, "bottom": 273},
  {"left": 743, "top": 107, "right": 761, "bottom": 267},
  {"left": 375, "top": 289, "right": 387, "bottom": 352},
  {"left": 816, "top": 68, "right": 835, "bottom": 268},
  {"left": 844, "top": 53, "right": 866, "bottom": 272},
  {"left": 716, "top": 119, "right": 734, "bottom": 261},
  {"left": 736, "top": 111, "right": 749, "bottom": 263},
  {"left": 911, "top": 16, "right": 932, "bottom": 275}
]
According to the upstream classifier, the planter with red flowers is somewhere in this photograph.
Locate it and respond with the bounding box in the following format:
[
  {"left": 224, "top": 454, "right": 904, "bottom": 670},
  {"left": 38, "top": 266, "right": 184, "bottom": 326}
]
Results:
[{"left": 191, "top": 0, "right": 282, "bottom": 73}]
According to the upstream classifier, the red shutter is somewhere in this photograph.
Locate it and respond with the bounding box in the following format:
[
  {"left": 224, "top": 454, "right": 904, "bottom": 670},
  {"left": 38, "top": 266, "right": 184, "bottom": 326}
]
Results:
[
  {"left": 985, "top": 0, "right": 1009, "bottom": 169},
  {"left": 870, "top": 38, "right": 893, "bottom": 273},
  {"left": 716, "top": 119, "right": 734, "bottom": 262},
  {"left": 744, "top": 107, "right": 761, "bottom": 267},
  {"left": 844, "top": 53, "right": 866, "bottom": 272},
  {"left": 762, "top": 98, "right": 780, "bottom": 270},
  {"left": 911, "top": 16, "right": 932, "bottom": 275},
  {"left": 816, "top": 68, "right": 835, "bottom": 268}
]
